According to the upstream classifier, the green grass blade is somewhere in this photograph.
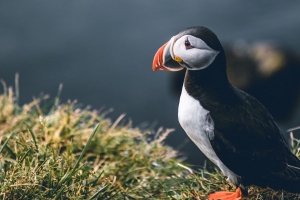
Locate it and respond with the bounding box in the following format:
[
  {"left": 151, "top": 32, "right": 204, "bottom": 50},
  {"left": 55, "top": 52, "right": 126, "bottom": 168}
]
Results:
[
  {"left": 0, "top": 131, "right": 16, "bottom": 154},
  {"left": 14, "top": 73, "right": 21, "bottom": 115},
  {"left": 90, "top": 170, "right": 104, "bottom": 187},
  {"left": 50, "top": 83, "right": 63, "bottom": 114},
  {"left": 54, "top": 185, "right": 66, "bottom": 200},
  {"left": 89, "top": 185, "right": 108, "bottom": 200},
  {"left": 4, "top": 145, "right": 16, "bottom": 159},
  {"left": 57, "top": 124, "right": 99, "bottom": 186},
  {"left": 25, "top": 122, "right": 38, "bottom": 150},
  {"left": 18, "top": 148, "right": 31, "bottom": 163},
  {"left": 73, "top": 123, "right": 99, "bottom": 170}
]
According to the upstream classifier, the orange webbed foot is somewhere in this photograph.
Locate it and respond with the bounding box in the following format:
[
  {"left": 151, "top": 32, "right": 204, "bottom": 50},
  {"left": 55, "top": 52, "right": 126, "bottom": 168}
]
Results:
[{"left": 208, "top": 187, "right": 242, "bottom": 200}]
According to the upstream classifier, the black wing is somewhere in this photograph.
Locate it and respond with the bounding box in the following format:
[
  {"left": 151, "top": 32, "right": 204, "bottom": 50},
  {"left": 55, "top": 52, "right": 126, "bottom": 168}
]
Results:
[{"left": 207, "top": 87, "right": 300, "bottom": 187}]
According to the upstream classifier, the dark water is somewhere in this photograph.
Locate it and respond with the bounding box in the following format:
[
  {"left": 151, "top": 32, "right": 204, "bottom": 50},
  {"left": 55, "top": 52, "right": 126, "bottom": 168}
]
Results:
[{"left": 1, "top": 1, "right": 300, "bottom": 165}]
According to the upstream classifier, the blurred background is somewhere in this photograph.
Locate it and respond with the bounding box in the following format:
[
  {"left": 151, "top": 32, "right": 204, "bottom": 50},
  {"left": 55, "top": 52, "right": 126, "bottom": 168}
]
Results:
[{"left": 1, "top": 1, "right": 300, "bottom": 166}]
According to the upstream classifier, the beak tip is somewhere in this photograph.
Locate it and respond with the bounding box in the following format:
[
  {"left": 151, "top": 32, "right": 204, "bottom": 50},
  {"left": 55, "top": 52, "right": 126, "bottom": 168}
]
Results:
[{"left": 152, "top": 64, "right": 157, "bottom": 71}]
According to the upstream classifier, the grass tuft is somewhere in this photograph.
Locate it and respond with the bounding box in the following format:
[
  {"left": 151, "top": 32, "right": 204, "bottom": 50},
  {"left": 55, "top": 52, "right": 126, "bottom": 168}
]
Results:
[{"left": 0, "top": 83, "right": 299, "bottom": 199}]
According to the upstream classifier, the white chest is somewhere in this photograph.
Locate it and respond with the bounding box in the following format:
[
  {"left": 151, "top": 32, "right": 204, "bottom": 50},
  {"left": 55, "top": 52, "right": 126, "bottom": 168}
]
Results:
[
  {"left": 178, "top": 85, "right": 214, "bottom": 142},
  {"left": 178, "top": 85, "right": 239, "bottom": 185}
]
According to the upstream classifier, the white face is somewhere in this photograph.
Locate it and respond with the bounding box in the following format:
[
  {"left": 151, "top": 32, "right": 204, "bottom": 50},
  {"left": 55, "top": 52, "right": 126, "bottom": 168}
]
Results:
[{"left": 171, "top": 35, "right": 219, "bottom": 70}]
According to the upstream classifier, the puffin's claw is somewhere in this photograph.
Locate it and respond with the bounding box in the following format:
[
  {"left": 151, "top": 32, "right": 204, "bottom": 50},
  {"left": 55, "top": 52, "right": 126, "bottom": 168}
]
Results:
[{"left": 207, "top": 187, "right": 242, "bottom": 200}]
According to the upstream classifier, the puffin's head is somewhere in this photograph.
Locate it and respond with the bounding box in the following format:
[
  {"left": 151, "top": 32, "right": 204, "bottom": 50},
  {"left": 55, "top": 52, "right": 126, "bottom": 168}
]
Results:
[{"left": 152, "top": 26, "right": 224, "bottom": 72}]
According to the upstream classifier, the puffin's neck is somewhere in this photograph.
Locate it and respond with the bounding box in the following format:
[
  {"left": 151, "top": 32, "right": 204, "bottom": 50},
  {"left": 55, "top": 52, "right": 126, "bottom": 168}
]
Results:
[{"left": 183, "top": 54, "right": 235, "bottom": 108}]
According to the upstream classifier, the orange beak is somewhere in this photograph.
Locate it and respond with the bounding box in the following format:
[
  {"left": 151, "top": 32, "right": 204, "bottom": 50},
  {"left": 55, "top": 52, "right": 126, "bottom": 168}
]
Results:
[{"left": 152, "top": 42, "right": 184, "bottom": 71}]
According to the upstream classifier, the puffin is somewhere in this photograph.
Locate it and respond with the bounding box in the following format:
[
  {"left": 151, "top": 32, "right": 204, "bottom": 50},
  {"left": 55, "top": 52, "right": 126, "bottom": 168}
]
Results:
[{"left": 152, "top": 26, "right": 300, "bottom": 199}]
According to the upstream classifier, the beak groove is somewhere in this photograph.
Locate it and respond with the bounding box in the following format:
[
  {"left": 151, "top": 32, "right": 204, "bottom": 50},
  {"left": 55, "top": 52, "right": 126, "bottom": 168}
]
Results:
[{"left": 152, "top": 42, "right": 168, "bottom": 71}]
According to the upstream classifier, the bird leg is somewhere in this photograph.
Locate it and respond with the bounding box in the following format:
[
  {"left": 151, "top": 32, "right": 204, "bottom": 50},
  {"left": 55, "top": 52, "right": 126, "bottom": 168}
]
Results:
[{"left": 207, "top": 187, "right": 243, "bottom": 200}]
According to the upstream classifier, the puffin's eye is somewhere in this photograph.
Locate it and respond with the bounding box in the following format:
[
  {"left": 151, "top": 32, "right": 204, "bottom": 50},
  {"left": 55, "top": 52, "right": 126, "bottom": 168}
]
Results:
[{"left": 185, "top": 38, "right": 193, "bottom": 49}]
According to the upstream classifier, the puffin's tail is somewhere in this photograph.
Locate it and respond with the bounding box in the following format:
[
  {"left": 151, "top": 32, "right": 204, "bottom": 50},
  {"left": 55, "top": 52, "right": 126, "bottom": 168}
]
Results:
[{"left": 269, "top": 155, "right": 300, "bottom": 193}]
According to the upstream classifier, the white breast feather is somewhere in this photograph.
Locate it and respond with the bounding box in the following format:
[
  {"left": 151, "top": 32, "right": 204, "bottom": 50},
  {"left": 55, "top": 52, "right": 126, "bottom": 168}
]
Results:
[{"left": 178, "top": 85, "right": 240, "bottom": 186}]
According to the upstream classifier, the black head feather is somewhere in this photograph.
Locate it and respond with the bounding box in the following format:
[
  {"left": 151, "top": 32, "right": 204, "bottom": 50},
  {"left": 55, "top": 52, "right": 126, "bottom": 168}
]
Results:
[{"left": 175, "top": 26, "right": 224, "bottom": 52}]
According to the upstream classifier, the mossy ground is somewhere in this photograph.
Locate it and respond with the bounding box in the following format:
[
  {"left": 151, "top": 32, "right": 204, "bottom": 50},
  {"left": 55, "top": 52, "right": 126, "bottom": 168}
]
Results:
[{"left": 0, "top": 81, "right": 299, "bottom": 199}]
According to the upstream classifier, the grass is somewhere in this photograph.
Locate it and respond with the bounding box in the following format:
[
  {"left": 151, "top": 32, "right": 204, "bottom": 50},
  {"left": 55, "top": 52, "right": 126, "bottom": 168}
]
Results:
[{"left": 0, "top": 81, "right": 299, "bottom": 199}]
